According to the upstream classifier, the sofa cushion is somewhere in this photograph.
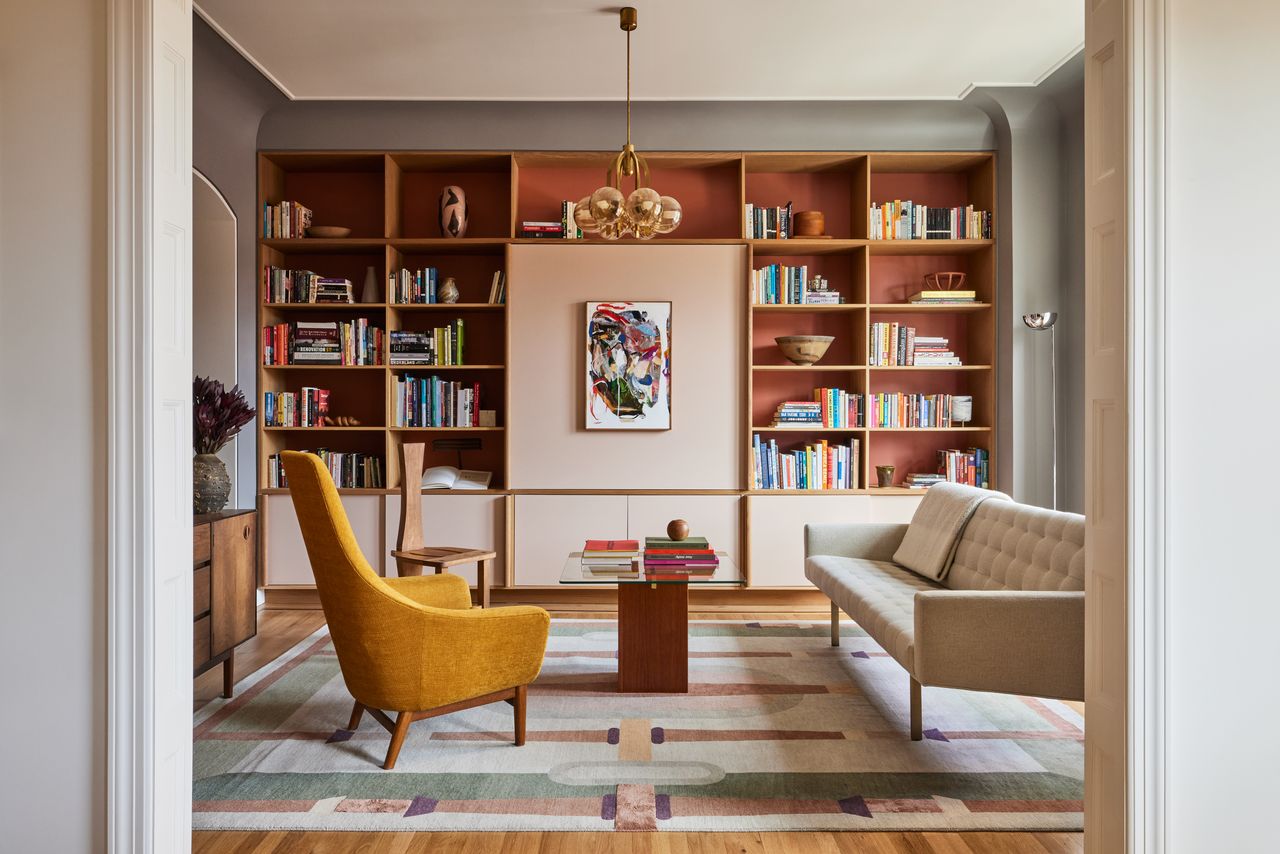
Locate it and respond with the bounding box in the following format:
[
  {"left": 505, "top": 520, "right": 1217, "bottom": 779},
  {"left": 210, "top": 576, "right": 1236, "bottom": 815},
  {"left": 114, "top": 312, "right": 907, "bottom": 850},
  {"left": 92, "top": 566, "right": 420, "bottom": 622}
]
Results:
[
  {"left": 805, "top": 555, "right": 943, "bottom": 670},
  {"left": 946, "top": 500, "right": 1086, "bottom": 592}
]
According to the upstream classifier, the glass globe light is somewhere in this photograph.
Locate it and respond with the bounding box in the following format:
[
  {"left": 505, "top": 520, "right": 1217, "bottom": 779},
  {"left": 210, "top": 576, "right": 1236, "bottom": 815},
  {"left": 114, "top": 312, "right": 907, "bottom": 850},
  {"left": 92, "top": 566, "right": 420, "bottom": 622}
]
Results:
[
  {"left": 573, "top": 197, "right": 596, "bottom": 233},
  {"left": 655, "top": 196, "right": 683, "bottom": 233},
  {"left": 633, "top": 221, "right": 658, "bottom": 240},
  {"left": 625, "top": 187, "right": 662, "bottom": 229},
  {"left": 597, "top": 218, "right": 625, "bottom": 240},
  {"left": 589, "top": 186, "right": 624, "bottom": 228}
]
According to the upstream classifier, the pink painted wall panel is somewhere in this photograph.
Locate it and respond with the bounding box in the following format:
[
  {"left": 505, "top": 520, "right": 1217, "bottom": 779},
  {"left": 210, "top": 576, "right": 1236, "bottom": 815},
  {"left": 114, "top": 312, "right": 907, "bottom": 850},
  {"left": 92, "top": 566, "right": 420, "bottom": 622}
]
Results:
[{"left": 508, "top": 244, "right": 745, "bottom": 489}]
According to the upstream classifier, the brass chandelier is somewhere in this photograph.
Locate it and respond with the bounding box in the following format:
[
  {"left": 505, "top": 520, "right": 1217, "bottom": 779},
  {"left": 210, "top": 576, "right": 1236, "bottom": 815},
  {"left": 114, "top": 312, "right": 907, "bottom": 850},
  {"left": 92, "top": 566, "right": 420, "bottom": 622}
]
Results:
[{"left": 573, "top": 7, "right": 682, "bottom": 240}]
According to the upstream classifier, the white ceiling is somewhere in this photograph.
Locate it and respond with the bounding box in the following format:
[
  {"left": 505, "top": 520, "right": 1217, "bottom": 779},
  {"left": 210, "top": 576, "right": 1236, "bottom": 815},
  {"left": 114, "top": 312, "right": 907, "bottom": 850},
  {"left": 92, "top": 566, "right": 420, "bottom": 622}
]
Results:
[{"left": 195, "top": 0, "right": 1082, "bottom": 102}]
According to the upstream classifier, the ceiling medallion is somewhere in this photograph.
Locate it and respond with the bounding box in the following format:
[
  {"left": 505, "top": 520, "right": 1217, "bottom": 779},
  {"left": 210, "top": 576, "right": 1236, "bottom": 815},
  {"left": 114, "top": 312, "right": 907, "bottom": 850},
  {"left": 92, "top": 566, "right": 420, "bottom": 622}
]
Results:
[{"left": 573, "top": 7, "right": 682, "bottom": 240}]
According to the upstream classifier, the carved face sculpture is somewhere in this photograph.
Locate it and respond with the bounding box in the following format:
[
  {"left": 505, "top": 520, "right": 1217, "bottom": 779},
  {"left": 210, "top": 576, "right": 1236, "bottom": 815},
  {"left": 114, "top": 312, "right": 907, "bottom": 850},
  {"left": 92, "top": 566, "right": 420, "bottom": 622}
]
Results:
[{"left": 586, "top": 302, "right": 669, "bottom": 427}]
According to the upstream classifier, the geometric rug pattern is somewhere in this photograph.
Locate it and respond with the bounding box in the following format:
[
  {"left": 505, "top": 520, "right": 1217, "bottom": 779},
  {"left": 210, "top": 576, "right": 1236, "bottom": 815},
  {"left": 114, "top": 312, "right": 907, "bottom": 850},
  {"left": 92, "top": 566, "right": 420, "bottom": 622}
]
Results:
[{"left": 193, "top": 621, "right": 1083, "bottom": 831}]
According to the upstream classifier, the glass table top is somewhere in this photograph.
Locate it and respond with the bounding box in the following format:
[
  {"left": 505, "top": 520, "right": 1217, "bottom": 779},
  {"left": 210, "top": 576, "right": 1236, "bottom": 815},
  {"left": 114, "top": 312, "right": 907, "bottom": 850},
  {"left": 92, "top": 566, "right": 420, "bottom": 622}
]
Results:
[{"left": 560, "top": 552, "right": 742, "bottom": 585}]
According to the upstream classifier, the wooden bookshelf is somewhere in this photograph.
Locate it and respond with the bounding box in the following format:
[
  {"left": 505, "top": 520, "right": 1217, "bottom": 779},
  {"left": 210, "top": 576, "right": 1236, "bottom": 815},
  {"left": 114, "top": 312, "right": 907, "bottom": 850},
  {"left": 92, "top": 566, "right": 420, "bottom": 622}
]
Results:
[{"left": 256, "top": 149, "right": 998, "bottom": 590}]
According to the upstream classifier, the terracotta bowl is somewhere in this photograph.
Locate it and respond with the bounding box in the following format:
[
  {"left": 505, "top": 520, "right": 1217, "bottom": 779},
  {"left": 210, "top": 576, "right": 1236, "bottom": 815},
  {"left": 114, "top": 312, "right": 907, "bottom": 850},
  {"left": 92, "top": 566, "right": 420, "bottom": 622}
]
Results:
[
  {"left": 775, "top": 335, "right": 835, "bottom": 366},
  {"left": 305, "top": 226, "right": 352, "bottom": 239}
]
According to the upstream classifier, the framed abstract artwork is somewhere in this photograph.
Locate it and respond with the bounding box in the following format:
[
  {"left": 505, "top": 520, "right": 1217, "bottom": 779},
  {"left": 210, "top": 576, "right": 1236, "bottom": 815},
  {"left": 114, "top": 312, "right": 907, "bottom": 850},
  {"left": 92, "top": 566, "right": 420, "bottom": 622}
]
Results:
[{"left": 585, "top": 300, "right": 672, "bottom": 430}]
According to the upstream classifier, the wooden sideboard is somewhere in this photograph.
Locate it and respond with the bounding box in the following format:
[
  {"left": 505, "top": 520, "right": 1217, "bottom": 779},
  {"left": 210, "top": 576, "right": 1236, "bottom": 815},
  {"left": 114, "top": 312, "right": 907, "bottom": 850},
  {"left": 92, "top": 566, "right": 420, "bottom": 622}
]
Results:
[{"left": 194, "top": 509, "right": 258, "bottom": 697}]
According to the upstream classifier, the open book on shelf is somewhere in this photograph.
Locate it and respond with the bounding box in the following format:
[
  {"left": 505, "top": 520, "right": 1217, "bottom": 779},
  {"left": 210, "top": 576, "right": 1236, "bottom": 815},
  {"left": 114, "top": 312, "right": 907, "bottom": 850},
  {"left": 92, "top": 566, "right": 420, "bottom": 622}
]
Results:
[{"left": 420, "top": 466, "right": 492, "bottom": 490}]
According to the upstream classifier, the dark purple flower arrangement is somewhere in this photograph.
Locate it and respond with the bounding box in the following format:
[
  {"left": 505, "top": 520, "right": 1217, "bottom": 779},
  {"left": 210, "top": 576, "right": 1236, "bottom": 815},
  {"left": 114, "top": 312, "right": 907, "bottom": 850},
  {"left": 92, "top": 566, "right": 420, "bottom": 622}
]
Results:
[{"left": 193, "top": 376, "right": 256, "bottom": 454}]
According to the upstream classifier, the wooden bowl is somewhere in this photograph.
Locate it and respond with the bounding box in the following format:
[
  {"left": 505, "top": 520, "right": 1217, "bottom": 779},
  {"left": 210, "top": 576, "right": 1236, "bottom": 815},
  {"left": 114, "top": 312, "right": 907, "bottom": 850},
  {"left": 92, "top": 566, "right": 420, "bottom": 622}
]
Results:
[
  {"left": 775, "top": 335, "right": 835, "bottom": 366},
  {"left": 306, "top": 226, "right": 352, "bottom": 239},
  {"left": 923, "top": 271, "right": 967, "bottom": 291},
  {"left": 793, "top": 210, "right": 827, "bottom": 237}
]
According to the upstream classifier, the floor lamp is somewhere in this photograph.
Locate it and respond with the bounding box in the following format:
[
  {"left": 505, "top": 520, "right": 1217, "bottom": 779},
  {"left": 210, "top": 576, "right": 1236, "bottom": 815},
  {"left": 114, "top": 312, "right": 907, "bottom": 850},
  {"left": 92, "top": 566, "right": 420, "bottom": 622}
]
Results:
[{"left": 1022, "top": 312, "right": 1059, "bottom": 510}]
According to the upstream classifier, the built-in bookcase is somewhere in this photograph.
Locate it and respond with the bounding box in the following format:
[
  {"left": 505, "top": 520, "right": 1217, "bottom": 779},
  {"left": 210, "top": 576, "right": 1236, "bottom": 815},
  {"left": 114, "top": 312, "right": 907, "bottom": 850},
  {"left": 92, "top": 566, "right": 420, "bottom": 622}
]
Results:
[{"left": 256, "top": 149, "right": 997, "bottom": 589}]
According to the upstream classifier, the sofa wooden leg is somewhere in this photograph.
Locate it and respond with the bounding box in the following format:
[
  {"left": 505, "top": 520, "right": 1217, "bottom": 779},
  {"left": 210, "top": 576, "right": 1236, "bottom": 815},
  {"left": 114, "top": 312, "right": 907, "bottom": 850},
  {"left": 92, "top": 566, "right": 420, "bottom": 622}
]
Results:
[
  {"left": 347, "top": 701, "right": 365, "bottom": 731},
  {"left": 513, "top": 684, "right": 527, "bottom": 746},
  {"left": 383, "top": 711, "right": 414, "bottom": 770},
  {"left": 831, "top": 601, "right": 840, "bottom": 647},
  {"left": 910, "top": 677, "right": 923, "bottom": 741}
]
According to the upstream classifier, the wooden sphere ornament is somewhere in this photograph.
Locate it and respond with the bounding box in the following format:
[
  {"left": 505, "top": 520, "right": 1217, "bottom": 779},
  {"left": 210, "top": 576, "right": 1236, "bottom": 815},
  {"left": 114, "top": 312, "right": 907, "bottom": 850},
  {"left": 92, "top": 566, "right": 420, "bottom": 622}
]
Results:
[{"left": 666, "top": 519, "right": 690, "bottom": 541}]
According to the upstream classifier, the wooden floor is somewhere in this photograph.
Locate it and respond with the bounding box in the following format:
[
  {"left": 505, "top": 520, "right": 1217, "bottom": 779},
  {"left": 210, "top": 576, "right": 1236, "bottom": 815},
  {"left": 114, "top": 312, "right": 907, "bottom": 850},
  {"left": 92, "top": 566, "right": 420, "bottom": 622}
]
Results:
[{"left": 193, "top": 608, "right": 1085, "bottom": 854}]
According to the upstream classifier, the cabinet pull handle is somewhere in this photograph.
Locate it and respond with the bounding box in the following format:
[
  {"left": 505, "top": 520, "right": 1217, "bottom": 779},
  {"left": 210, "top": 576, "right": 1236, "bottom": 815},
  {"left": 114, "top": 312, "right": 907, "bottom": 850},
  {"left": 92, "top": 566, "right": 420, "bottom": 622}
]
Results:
[{"left": 243, "top": 525, "right": 252, "bottom": 540}]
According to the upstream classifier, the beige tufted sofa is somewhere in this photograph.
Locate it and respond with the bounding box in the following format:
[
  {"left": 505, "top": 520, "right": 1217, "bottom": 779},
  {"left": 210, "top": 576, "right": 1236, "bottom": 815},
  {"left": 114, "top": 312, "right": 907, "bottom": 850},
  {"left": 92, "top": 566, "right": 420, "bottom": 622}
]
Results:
[{"left": 804, "top": 492, "right": 1085, "bottom": 740}]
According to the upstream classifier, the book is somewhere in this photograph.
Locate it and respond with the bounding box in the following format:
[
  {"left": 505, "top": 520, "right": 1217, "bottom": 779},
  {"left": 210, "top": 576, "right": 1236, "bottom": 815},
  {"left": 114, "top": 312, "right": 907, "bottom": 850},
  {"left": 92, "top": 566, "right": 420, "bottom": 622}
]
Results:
[
  {"left": 869, "top": 201, "right": 992, "bottom": 240},
  {"left": 752, "top": 434, "right": 861, "bottom": 490},
  {"left": 394, "top": 375, "right": 483, "bottom": 428},
  {"left": 744, "top": 203, "right": 794, "bottom": 239},
  {"left": 262, "top": 200, "right": 313, "bottom": 239},
  {"left": 584, "top": 539, "right": 640, "bottom": 554},
  {"left": 389, "top": 321, "right": 464, "bottom": 366},
  {"left": 644, "top": 536, "right": 709, "bottom": 549},
  {"left": 262, "top": 320, "right": 384, "bottom": 366},
  {"left": 420, "top": 466, "right": 492, "bottom": 490},
  {"left": 263, "top": 387, "right": 330, "bottom": 427},
  {"left": 869, "top": 323, "right": 962, "bottom": 367},
  {"left": 870, "top": 393, "right": 960, "bottom": 428},
  {"left": 267, "top": 449, "right": 383, "bottom": 489}
]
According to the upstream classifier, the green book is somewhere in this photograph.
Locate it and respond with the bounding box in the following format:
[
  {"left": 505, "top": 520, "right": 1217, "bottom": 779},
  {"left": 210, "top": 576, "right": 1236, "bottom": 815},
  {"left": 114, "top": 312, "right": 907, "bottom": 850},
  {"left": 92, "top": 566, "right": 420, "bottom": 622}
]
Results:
[{"left": 645, "top": 536, "right": 709, "bottom": 549}]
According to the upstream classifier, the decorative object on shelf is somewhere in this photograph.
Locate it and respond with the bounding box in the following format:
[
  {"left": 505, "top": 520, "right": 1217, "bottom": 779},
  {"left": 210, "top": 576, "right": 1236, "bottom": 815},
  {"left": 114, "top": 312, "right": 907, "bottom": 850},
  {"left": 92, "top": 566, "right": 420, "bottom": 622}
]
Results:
[
  {"left": 1022, "top": 312, "right": 1059, "bottom": 509},
  {"left": 438, "top": 276, "right": 460, "bottom": 304},
  {"left": 304, "top": 226, "right": 351, "bottom": 239},
  {"left": 439, "top": 185, "right": 469, "bottom": 238},
  {"left": 479, "top": 409, "right": 497, "bottom": 428},
  {"left": 876, "top": 464, "right": 897, "bottom": 488},
  {"left": 793, "top": 210, "right": 830, "bottom": 238},
  {"left": 586, "top": 300, "right": 671, "bottom": 430},
  {"left": 924, "top": 271, "right": 967, "bottom": 291},
  {"left": 666, "top": 519, "right": 690, "bottom": 541},
  {"left": 360, "top": 265, "right": 380, "bottom": 303},
  {"left": 573, "top": 8, "right": 682, "bottom": 240},
  {"left": 809, "top": 274, "right": 829, "bottom": 292},
  {"left": 328, "top": 415, "right": 362, "bottom": 427},
  {"left": 951, "top": 396, "right": 973, "bottom": 426},
  {"left": 193, "top": 376, "right": 256, "bottom": 514},
  {"left": 775, "top": 335, "right": 834, "bottom": 366}
]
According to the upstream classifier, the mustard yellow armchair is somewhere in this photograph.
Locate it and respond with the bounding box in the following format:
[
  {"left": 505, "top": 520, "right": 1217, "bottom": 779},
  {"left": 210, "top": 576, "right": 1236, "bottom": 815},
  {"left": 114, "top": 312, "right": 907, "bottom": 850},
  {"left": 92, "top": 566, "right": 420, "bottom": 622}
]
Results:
[{"left": 281, "top": 451, "right": 550, "bottom": 769}]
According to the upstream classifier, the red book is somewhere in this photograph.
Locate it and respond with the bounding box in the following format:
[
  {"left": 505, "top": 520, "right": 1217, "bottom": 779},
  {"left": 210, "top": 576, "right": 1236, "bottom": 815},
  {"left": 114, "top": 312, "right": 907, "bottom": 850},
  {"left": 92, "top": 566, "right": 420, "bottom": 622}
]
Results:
[{"left": 583, "top": 539, "right": 639, "bottom": 552}]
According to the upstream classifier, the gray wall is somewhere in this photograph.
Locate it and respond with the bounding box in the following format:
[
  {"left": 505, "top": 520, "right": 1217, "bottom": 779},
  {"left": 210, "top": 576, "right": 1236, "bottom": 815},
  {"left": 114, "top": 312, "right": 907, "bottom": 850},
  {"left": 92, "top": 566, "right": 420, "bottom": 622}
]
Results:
[
  {"left": 0, "top": 0, "right": 107, "bottom": 849},
  {"left": 198, "top": 21, "right": 1084, "bottom": 507},
  {"left": 194, "top": 15, "right": 287, "bottom": 508}
]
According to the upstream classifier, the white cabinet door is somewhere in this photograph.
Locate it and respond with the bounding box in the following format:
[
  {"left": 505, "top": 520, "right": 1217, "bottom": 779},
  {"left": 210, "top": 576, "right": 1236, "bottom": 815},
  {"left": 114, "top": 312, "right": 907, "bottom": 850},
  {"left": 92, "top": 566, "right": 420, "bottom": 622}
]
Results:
[
  {"left": 264, "top": 494, "right": 384, "bottom": 586},
  {"left": 512, "top": 494, "right": 628, "bottom": 586},
  {"left": 625, "top": 495, "right": 742, "bottom": 567},
  {"left": 868, "top": 494, "right": 923, "bottom": 523},
  {"left": 746, "top": 495, "right": 872, "bottom": 587},
  {"left": 384, "top": 494, "right": 507, "bottom": 586}
]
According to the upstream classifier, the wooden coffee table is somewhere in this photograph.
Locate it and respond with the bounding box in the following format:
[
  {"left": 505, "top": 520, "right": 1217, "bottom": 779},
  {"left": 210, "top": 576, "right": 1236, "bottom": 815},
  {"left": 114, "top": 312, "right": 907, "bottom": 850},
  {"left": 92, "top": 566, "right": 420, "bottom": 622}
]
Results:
[{"left": 560, "top": 551, "right": 742, "bottom": 693}]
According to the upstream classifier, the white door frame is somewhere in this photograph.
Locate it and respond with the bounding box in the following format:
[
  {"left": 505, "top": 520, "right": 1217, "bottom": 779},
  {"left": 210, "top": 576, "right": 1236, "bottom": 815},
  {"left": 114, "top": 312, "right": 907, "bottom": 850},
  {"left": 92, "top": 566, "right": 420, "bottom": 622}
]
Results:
[
  {"left": 107, "top": 0, "right": 194, "bottom": 852},
  {"left": 104, "top": 0, "right": 1168, "bottom": 850}
]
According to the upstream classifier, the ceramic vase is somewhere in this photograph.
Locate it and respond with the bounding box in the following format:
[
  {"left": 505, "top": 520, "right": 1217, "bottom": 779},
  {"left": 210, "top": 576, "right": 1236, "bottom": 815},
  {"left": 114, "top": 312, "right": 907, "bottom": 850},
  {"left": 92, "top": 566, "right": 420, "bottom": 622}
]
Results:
[
  {"left": 439, "top": 277, "right": 460, "bottom": 304},
  {"left": 193, "top": 453, "right": 231, "bottom": 514},
  {"left": 360, "top": 265, "right": 380, "bottom": 303},
  {"left": 439, "top": 185, "right": 468, "bottom": 238}
]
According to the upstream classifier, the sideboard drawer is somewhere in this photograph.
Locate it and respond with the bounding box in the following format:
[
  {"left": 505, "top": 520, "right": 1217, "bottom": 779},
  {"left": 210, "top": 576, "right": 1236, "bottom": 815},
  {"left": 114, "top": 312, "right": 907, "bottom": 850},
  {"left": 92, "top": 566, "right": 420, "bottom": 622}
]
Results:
[
  {"left": 193, "top": 565, "right": 211, "bottom": 617},
  {"left": 194, "top": 615, "right": 211, "bottom": 668},
  {"left": 194, "top": 523, "right": 211, "bottom": 565}
]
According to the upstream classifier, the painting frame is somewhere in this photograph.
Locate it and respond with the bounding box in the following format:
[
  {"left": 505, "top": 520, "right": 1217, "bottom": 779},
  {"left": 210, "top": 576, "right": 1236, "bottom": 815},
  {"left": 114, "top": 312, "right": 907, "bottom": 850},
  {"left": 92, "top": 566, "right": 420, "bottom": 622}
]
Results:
[{"left": 584, "top": 300, "right": 672, "bottom": 431}]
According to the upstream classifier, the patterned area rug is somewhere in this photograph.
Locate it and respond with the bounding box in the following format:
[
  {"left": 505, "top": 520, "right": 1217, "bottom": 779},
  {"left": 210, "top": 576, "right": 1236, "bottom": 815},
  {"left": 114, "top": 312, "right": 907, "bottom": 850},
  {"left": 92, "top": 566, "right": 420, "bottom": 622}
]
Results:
[{"left": 193, "top": 620, "right": 1083, "bottom": 831}]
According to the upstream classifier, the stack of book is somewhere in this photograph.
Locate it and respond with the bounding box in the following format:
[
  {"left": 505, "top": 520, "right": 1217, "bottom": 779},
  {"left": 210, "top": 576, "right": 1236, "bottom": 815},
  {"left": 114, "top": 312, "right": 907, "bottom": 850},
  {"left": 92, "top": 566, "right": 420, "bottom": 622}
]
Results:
[
  {"left": 908, "top": 289, "right": 977, "bottom": 305},
  {"left": 580, "top": 539, "right": 640, "bottom": 574},
  {"left": 752, "top": 435, "right": 861, "bottom": 490},
  {"left": 869, "top": 323, "right": 962, "bottom": 367},
  {"left": 393, "top": 375, "right": 483, "bottom": 427},
  {"left": 935, "top": 447, "right": 990, "bottom": 488},
  {"left": 869, "top": 202, "right": 992, "bottom": 240},
  {"left": 390, "top": 267, "right": 440, "bottom": 304},
  {"left": 263, "top": 387, "right": 330, "bottom": 427},
  {"left": 770, "top": 388, "right": 864, "bottom": 428},
  {"left": 267, "top": 450, "right": 383, "bottom": 489},
  {"left": 261, "top": 320, "right": 383, "bottom": 366},
  {"left": 803, "top": 287, "right": 842, "bottom": 305},
  {"left": 744, "top": 203, "right": 794, "bottom": 239},
  {"left": 263, "top": 267, "right": 355, "bottom": 304},
  {"left": 389, "top": 321, "right": 464, "bottom": 366},
  {"left": 903, "top": 473, "right": 945, "bottom": 489},
  {"left": 870, "top": 392, "right": 955, "bottom": 428},
  {"left": 643, "top": 536, "right": 718, "bottom": 573},
  {"left": 487, "top": 271, "right": 507, "bottom": 304},
  {"left": 520, "top": 221, "right": 565, "bottom": 239},
  {"left": 262, "top": 200, "right": 313, "bottom": 239}
]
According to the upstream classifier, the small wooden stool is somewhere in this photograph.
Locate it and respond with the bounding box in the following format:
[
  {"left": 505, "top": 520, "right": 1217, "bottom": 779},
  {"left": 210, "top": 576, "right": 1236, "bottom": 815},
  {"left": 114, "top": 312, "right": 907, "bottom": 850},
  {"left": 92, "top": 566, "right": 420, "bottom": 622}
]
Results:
[{"left": 391, "top": 546, "right": 496, "bottom": 609}]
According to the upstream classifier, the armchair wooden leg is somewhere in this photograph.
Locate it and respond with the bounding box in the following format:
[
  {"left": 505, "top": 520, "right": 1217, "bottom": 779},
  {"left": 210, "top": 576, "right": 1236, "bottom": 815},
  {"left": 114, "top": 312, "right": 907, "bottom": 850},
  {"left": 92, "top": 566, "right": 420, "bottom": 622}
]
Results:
[
  {"left": 830, "top": 601, "right": 840, "bottom": 647},
  {"left": 383, "top": 711, "right": 415, "bottom": 770},
  {"left": 910, "top": 677, "right": 923, "bottom": 741},
  {"left": 478, "top": 558, "right": 491, "bottom": 608},
  {"left": 512, "top": 684, "right": 527, "bottom": 746},
  {"left": 347, "top": 701, "right": 365, "bottom": 731}
]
